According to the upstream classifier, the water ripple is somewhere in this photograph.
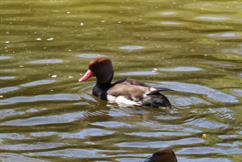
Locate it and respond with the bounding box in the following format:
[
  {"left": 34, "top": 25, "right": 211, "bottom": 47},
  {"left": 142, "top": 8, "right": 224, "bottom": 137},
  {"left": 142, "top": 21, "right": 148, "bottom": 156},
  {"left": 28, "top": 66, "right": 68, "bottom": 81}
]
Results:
[
  {"left": 186, "top": 118, "right": 228, "bottom": 129},
  {"left": 1, "top": 111, "right": 86, "bottom": 126},
  {"left": 0, "top": 153, "right": 48, "bottom": 162},
  {"left": 0, "top": 76, "right": 16, "bottom": 80},
  {"left": 179, "top": 146, "right": 242, "bottom": 155},
  {"left": 92, "top": 121, "right": 133, "bottom": 128},
  {"left": 0, "top": 94, "right": 80, "bottom": 105},
  {"left": 0, "top": 86, "right": 19, "bottom": 94},
  {"left": 0, "top": 133, "right": 28, "bottom": 140},
  {"left": 20, "top": 79, "right": 56, "bottom": 88},
  {"left": 0, "top": 143, "right": 65, "bottom": 151},
  {"left": 159, "top": 82, "right": 238, "bottom": 103},
  {"left": 79, "top": 53, "right": 107, "bottom": 58},
  {"left": 178, "top": 157, "right": 231, "bottom": 162},
  {"left": 28, "top": 59, "right": 63, "bottom": 65},
  {"left": 26, "top": 149, "right": 106, "bottom": 158},
  {"left": 160, "top": 21, "right": 184, "bottom": 26},
  {"left": 119, "top": 71, "right": 157, "bottom": 76},
  {"left": 0, "top": 55, "right": 11, "bottom": 60},
  {"left": 116, "top": 137, "right": 205, "bottom": 148},
  {"left": 0, "top": 109, "right": 24, "bottom": 119},
  {"left": 159, "top": 66, "right": 203, "bottom": 72},
  {"left": 171, "top": 96, "right": 211, "bottom": 106},
  {"left": 196, "top": 15, "right": 229, "bottom": 22},
  {"left": 119, "top": 45, "right": 145, "bottom": 52},
  {"left": 60, "top": 128, "right": 114, "bottom": 139},
  {"left": 232, "top": 89, "right": 242, "bottom": 97},
  {"left": 126, "top": 131, "right": 191, "bottom": 138},
  {"left": 208, "top": 32, "right": 242, "bottom": 39}
]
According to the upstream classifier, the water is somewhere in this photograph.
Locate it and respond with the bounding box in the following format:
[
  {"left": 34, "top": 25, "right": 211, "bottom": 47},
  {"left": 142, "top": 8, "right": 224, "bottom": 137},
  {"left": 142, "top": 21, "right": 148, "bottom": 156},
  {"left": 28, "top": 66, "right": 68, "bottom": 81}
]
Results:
[{"left": 0, "top": 0, "right": 242, "bottom": 161}]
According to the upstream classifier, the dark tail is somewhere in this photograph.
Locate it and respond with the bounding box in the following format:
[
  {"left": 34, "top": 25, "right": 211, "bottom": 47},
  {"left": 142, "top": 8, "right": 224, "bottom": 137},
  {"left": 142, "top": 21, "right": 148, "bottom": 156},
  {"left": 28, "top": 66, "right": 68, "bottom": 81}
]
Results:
[{"left": 143, "top": 91, "right": 172, "bottom": 108}]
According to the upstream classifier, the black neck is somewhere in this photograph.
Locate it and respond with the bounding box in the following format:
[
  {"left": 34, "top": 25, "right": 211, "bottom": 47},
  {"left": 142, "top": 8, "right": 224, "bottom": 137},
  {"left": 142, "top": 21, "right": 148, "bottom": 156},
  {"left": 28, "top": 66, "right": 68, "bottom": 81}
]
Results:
[
  {"left": 96, "top": 75, "right": 112, "bottom": 90},
  {"left": 96, "top": 72, "right": 113, "bottom": 90},
  {"left": 96, "top": 80, "right": 112, "bottom": 90},
  {"left": 93, "top": 80, "right": 112, "bottom": 100}
]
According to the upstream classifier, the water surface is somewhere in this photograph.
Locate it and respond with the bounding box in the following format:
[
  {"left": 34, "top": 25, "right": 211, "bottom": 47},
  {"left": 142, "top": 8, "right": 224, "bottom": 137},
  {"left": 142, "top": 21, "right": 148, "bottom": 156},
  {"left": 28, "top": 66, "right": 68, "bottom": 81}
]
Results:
[{"left": 0, "top": 0, "right": 242, "bottom": 161}]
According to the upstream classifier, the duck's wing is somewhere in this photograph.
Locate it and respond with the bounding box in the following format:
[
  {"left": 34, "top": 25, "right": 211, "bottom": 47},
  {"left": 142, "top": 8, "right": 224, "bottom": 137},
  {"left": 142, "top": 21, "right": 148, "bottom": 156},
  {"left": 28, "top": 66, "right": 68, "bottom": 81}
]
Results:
[
  {"left": 111, "top": 79, "right": 149, "bottom": 87},
  {"left": 108, "top": 82, "right": 150, "bottom": 100},
  {"left": 123, "top": 79, "right": 150, "bottom": 87},
  {"left": 113, "top": 79, "right": 173, "bottom": 91},
  {"left": 109, "top": 79, "right": 172, "bottom": 99},
  {"left": 107, "top": 83, "right": 148, "bottom": 106}
]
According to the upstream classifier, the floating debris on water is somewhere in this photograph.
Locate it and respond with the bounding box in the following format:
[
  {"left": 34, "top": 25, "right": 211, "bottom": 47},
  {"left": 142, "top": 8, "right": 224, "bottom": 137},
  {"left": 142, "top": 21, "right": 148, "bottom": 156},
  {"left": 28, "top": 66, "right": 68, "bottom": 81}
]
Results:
[
  {"left": 51, "top": 75, "right": 57, "bottom": 78},
  {"left": 47, "top": 37, "right": 54, "bottom": 41},
  {"left": 202, "top": 133, "right": 208, "bottom": 139},
  {"left": 152, "top": 68, "right": 158, "bottom": 72}
]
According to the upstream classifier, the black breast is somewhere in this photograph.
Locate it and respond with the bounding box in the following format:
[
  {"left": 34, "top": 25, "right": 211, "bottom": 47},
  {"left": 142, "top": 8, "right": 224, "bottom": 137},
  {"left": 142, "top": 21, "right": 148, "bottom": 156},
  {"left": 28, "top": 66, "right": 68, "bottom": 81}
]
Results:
[{"left": 92, "top": 84, "right": 108, "bottom": 100}]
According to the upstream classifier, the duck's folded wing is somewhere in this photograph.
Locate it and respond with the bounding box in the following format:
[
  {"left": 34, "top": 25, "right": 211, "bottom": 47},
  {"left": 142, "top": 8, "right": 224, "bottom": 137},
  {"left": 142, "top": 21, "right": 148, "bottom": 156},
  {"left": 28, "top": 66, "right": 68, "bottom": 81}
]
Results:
[
  {"left": 107, "top": 83, "right": 149, "bottom": 100},
  {"left": 123, "top": 79, "right": 150, "bottom": 87},
  {"left": 112, "top": 79, "right": 150, "bottom": 87}
]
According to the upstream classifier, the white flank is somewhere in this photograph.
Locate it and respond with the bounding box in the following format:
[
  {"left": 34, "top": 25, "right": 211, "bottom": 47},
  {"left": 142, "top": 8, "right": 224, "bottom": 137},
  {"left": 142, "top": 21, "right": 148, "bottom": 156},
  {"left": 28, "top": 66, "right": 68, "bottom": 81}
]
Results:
[
  {"left": 150, "top": 87, "right": 157, "bottom": 91},
  {"left": 107, "top": 95, "right": 117, "bottom": 103},
  {"left": 107, "top": 95, "right": 141, "bottom": 107}
]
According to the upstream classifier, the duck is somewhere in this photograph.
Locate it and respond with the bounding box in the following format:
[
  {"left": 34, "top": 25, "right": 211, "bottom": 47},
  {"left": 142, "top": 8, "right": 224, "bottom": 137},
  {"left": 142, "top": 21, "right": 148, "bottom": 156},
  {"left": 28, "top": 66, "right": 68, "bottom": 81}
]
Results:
[
  {"left": 144, "top": 147, "right": 177, "bottom": 162},
  {"left": 79, "top": 57, "right": 171, "bottom": 108}
]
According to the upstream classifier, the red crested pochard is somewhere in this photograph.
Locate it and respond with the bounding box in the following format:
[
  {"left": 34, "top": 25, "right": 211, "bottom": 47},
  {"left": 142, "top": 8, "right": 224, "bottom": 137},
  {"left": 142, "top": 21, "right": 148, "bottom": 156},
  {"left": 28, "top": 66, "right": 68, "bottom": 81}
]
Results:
[
  {"left": 145, "top": 147, "right": 177, "bottom": 162},
  {"left": 79, "top": 57, "right": 171, "bottom": 108}
]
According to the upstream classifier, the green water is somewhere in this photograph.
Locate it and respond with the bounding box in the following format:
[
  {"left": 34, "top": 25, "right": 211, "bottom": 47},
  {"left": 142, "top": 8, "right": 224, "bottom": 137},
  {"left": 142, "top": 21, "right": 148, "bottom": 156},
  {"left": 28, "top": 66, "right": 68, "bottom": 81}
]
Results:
[{"left": 0, "top": 0, "right": 242, "bottom": 161}]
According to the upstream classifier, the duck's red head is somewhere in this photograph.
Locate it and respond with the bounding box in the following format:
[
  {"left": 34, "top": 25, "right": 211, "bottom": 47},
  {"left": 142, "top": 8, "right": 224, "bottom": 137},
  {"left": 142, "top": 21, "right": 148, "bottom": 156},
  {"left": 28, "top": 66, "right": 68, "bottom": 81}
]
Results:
[
  {"left": 146, "top": 148, "right": 177, "bottom": 162},
  {"left": 79, "top": 57, "right": 113, "bottom": 84}
]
